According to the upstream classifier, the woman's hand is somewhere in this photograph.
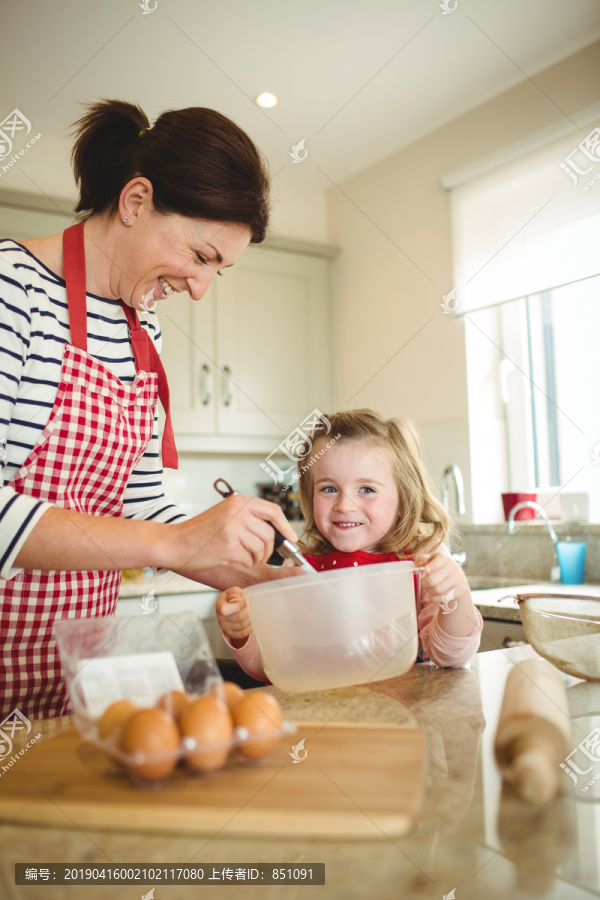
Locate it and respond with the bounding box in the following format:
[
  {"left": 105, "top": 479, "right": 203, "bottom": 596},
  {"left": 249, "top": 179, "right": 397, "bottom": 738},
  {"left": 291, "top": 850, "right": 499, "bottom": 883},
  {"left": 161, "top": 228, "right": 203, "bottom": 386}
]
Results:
[
  {"left": 164, "top": 494, "right": 297, "bottom": 579},
  {"left": 216, "top": 586, "right": 252, "bottom": 648}
]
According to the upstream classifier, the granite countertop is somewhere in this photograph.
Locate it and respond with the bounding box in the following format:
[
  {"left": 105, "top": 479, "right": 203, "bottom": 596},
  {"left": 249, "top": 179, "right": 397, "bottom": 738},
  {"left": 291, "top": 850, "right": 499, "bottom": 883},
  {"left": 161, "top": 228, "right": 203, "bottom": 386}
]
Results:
[
  {"left": 472, "top": 581, "right": 600, "bottom": 622},
  {"left": 1, "top": 646, "right": 598, "bottom": 899}
]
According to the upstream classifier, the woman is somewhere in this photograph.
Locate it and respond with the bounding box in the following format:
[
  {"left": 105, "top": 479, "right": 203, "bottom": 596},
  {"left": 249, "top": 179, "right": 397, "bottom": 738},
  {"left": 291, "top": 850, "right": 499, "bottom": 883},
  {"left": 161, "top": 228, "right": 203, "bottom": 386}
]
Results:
[{"left": 0, "top": 100, "right": 298, "bottom": 718}]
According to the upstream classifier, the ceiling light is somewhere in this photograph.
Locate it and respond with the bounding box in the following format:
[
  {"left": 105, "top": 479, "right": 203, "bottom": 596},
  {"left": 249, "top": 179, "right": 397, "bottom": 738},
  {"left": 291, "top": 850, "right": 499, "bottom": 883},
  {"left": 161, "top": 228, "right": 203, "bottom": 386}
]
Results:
[{"left": 255, "top": 92, "right": 278, "bottom": 109}]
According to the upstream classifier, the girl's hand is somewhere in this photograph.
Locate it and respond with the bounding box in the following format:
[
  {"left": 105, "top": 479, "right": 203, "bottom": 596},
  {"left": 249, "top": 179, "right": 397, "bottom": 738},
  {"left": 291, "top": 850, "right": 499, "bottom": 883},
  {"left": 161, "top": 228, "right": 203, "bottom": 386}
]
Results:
[
  {"left": 215, "top": 586, "right": 253, "bottom": 647},
  {"left": 414, "top": 549, "right": 469, "bottom": 607}
]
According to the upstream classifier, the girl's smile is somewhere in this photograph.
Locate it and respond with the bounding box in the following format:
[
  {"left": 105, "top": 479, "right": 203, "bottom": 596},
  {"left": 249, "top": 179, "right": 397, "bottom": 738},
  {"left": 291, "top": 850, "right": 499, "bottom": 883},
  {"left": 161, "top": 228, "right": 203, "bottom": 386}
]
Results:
[{"left": 312, "top": 440, "right": 399, "bottom": 553}]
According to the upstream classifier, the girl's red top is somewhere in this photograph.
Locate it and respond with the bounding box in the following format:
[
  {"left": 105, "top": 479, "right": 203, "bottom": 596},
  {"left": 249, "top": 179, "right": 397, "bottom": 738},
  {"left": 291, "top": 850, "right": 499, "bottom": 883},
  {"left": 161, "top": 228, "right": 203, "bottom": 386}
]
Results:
[{"left": 304, "top": 550, "right": 408, "bottom": 571}]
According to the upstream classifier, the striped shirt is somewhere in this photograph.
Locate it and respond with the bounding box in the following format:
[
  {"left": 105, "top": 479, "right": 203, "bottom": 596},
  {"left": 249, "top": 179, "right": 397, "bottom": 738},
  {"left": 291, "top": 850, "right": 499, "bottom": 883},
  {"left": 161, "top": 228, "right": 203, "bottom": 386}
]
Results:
[{"left": 0, "top": 239, "right": 185, "bottom": 580}]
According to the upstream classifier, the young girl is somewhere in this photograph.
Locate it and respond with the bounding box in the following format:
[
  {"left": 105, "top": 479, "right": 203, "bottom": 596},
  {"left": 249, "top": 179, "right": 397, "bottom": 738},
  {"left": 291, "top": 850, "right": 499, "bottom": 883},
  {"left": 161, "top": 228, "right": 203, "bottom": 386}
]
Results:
[{"left": 216, "top": 409, "right": 483, "bottom": 681}]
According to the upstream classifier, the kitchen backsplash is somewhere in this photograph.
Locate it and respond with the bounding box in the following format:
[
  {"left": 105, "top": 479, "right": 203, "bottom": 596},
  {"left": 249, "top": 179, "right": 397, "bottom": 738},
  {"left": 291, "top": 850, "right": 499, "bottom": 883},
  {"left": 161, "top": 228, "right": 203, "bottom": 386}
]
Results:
[
  {"left": 162, "top": 453, "right": 278, "bottom": 515},
  {"left": 460, "top": 522, "right": 600, "bottom": 584}
]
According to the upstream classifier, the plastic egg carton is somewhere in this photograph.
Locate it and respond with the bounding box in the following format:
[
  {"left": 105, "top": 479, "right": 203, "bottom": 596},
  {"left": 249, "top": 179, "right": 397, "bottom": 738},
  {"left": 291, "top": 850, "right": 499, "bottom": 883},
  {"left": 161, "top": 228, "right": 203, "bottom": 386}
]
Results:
[{"left": 54, "top": 612, "right": 295, "bottom": 786}]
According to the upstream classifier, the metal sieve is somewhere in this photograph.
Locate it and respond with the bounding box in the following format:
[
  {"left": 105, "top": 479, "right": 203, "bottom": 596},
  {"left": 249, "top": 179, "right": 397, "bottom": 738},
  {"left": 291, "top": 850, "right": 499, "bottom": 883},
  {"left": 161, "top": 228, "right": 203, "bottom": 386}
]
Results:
[{"left": 516, "top": 593, "right": 600, "bottom": 681}]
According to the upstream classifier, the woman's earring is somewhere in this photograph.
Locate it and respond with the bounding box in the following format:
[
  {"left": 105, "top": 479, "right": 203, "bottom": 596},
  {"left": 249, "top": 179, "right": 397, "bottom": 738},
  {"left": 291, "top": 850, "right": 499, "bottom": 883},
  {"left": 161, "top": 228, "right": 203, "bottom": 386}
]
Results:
[{"left": 122, "top": 216, "right": 130, "bottom": 223}]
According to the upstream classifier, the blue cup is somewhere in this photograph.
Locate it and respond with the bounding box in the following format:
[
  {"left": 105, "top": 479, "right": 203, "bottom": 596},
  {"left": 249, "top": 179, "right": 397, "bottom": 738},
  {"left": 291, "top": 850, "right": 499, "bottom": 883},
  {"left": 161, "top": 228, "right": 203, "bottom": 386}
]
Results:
[{"left": 557, "top": 541, "right": 586, "bottom": 585}]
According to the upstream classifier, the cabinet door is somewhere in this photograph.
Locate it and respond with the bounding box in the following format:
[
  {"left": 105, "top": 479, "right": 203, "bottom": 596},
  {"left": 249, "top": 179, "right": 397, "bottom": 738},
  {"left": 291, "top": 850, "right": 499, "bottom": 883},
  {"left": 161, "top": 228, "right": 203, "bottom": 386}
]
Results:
[
  {"left": 158, "top": 287, "right": 216, "bottom": 435},
  {"left": 215, "top": 247, "right": 332, "bottom": 437}
]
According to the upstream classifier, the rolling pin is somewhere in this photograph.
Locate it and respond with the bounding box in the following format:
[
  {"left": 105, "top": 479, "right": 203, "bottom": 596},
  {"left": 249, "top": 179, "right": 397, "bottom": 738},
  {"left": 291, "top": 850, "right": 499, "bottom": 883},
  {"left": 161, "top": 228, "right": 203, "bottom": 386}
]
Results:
[{"left": 494, "top": 659, "right": 572, "bottom": 804}]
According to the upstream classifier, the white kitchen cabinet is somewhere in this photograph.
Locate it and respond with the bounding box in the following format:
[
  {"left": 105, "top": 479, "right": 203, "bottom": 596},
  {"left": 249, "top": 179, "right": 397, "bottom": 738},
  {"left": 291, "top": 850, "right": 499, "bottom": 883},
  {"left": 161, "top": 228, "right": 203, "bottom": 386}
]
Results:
[
  {"left": 158, "top": 242, "right": 334, "bottom": 451},
  {"left": 0, "top": 195, "right": 336, "bottom": 451},
  {"left": 479, "top": 618, "right": 527, "bottom": 652}
]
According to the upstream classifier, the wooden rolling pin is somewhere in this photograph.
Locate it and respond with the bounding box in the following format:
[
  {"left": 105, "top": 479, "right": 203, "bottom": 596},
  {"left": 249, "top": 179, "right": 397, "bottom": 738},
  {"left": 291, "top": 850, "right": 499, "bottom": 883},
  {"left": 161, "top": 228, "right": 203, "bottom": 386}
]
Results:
[{"left": 494, "top": 659, "right": 572, "bottom": 804}]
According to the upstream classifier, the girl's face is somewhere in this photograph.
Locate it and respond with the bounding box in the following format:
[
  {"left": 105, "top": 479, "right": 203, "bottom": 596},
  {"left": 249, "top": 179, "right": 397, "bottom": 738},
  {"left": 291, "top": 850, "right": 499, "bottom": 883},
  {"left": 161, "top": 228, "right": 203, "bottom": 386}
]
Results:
[{"left": 312, "top": 440, "right": 400, "bottom": 553}]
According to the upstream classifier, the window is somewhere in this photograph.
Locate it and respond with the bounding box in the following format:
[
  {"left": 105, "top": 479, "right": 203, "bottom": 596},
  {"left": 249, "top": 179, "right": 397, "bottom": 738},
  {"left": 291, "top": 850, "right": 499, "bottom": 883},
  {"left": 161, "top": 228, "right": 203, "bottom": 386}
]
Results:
[
  {"left": 446, "top": 115, "right": 600, "bottom": 521},
  {"left": 500, "top": 276, "right": 599, "bottom": 497}
]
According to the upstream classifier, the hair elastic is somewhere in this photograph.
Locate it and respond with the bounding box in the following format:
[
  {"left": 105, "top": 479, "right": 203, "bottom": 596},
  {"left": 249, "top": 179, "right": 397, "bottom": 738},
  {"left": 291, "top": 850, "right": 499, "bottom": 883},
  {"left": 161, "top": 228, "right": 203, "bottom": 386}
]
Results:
[{"left": 138, "top": 126, "right": 153, "bottom": 137}]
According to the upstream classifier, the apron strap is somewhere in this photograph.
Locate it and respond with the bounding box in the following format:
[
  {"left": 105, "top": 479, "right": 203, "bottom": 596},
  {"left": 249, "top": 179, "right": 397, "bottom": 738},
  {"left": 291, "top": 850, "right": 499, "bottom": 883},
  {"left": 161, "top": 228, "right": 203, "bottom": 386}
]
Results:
[
  {"left": 62, "top": 221, "right": 178, "bottom": 469},
  {"left": 62, "top": 222, "right": 88, "bottom": 352},
  {"left": 122, "top": 305, "right": 179, "bottom": 470}
]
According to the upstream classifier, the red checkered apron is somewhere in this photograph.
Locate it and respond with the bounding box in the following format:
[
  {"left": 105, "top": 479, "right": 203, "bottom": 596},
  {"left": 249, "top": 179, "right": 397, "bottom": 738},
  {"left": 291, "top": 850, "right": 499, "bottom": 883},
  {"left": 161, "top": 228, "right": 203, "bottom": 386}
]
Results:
[{"left": 0, "top": 222, "right": 178, "bottom": 719}]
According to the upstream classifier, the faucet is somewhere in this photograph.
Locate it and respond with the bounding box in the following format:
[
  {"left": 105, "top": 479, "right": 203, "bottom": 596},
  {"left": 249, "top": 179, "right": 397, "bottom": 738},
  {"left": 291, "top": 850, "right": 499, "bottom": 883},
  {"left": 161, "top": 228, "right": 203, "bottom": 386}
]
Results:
[
  {"left": 441, "top": 464, "right": 466, "bottom": 567},
  {"left": 441, "top": 465, "right": 465, "bottom": 517},
  {"left": 507, "top": 501, "right": 561, "bottom": 583}
]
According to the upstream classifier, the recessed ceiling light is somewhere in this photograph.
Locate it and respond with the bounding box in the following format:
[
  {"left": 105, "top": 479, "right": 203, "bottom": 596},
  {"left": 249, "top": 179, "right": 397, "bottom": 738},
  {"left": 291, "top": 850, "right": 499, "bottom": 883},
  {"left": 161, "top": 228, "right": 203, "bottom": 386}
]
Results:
[{"left": 255, "top": 92, "right": 278, "bottom": 109}]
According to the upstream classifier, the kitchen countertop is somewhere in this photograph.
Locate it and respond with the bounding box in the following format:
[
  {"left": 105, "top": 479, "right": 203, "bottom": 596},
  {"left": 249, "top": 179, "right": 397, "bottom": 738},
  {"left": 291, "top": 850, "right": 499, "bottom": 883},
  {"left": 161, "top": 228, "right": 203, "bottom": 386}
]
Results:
[
  {"left": 1, "top": 646, "right": 599, "bottom": 899},
  {"left": 118, "top": 570, "right": 215, "bottom": 599},
  {"left": 471, "top": 581, "right": 600, "bottom": 622},
  {"left": 119, "top": 570, "right": 600, "bottom": 621}
]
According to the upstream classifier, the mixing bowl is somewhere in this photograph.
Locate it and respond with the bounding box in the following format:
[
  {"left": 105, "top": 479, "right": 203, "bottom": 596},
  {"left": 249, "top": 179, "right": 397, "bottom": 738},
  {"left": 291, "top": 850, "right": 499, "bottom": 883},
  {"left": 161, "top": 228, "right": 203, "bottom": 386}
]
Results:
[
  {"left": 517, "top": 593, "right": 600, "bottom": 681},
  {"left": 243, "top": 561, "right": 420, "bottom": 692}
]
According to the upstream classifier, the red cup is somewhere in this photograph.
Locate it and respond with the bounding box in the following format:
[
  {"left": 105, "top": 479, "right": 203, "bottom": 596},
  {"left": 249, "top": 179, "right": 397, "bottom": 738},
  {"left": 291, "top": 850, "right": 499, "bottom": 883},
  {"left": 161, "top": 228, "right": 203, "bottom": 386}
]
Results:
[{"left": 502, "top": 492, "right": 537, "bottom": 521}]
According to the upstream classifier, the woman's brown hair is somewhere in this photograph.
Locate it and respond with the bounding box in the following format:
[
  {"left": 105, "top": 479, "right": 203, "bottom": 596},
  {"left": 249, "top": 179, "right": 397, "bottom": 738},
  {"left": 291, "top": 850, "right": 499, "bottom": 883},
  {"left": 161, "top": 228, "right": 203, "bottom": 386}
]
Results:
[
  {"left": 297, "top": 409, "right": 451, "bottom": 558},
  {"left": 71, "top": 99, "right": 270, "bottom": 242}
]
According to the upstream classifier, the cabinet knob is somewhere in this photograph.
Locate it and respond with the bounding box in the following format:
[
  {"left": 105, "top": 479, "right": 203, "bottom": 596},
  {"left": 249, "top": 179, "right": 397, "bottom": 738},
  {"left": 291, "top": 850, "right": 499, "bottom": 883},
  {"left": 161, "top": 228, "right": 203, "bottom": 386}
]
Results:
[
  {"left": 222, "top": 365, "right": 233, "bottom": 407},
  {"left": 200, "top": 364, "right": 213, "bottom": 405}
]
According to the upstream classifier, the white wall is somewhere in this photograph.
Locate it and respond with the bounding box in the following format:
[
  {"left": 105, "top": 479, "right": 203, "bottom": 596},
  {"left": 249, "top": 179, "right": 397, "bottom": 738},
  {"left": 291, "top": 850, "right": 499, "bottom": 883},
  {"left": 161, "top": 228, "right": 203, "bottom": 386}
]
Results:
[
  {"left": 162, "top": 453, "right": 277, "bottom": 516},
  {"left": 269, "top": 180, "right": 330, "bottom": 244},
  {"left": 326, "top": 41, "right": 600, "bottom": 522}
]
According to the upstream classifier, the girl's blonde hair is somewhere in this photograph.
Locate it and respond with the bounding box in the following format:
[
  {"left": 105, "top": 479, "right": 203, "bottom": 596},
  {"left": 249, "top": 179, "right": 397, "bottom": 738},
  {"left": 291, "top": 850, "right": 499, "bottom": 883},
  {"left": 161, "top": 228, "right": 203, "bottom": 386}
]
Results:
[{"left": 297, "top": 408, "right": 450, "bottom": 558}]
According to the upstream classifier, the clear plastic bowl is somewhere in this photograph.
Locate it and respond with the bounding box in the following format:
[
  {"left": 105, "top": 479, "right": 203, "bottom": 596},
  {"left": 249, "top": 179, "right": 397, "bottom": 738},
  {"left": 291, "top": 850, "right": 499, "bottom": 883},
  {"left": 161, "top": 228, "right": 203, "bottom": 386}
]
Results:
[{"left": 244, "top": 561, "right": 420, "bottom": 692}]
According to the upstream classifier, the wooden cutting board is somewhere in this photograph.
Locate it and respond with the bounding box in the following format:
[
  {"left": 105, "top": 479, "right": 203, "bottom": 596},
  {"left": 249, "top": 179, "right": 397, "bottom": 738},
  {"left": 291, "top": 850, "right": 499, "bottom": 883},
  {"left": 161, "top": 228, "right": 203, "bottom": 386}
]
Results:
[{"left": 0, "top": 721, "right": 426, "bottom": 841}]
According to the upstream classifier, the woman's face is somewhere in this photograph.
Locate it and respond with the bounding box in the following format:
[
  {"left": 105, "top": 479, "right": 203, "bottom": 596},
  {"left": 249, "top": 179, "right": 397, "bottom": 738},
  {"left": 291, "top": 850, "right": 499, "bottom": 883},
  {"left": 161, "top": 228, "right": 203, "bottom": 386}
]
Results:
[
  {"left": 312, "top": 439, "right": 400, "bottom": 553},
  {"left": 116, "top": 196, "right": 252, "bottom": 311}
]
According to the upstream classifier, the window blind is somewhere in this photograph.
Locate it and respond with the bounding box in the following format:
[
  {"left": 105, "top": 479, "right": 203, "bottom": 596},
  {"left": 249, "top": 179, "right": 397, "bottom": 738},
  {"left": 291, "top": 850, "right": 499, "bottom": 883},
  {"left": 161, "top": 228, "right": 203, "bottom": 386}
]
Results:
[{"left": 449, "top": 125, "right": 600, "bottom": 315}]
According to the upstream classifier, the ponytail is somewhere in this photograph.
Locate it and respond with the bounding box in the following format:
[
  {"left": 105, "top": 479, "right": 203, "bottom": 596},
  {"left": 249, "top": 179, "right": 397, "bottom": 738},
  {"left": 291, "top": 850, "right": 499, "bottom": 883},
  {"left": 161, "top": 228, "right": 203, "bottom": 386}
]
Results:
[
  {"left": 71, "top": 100, "right": 149, "bottom": 218},
  {"left": 70, "top": 99, "right": 270, "bottom": 242}
]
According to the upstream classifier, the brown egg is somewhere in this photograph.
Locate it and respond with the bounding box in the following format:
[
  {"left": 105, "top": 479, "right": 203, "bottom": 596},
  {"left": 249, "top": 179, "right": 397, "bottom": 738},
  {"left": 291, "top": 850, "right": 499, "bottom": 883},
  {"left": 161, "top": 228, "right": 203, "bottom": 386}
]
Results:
[
  {"left": 98, "top": 700, "right": 138, "bottom": 740},
  {"left": 156, "top": 690, "right": 192, "bottom": 724},
  {"left": 233, "top": 691, "right": 283, "bottom": 760},
  {"left": 211, "top": 681, "right": 245, "bottom": 717},
  {"left": 120, "top": 708, "right": 180, "bottom": 782},
  {"left": 180, "top": 696, "right": 233, "bottom": 774}
]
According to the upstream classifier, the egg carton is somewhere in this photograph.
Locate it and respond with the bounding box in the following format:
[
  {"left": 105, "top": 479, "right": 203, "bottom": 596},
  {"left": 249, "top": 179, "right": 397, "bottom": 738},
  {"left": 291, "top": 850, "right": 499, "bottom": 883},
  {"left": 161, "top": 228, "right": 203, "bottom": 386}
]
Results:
[{"left": 54, "top": 612, "right": 296, "bottom": 786}]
